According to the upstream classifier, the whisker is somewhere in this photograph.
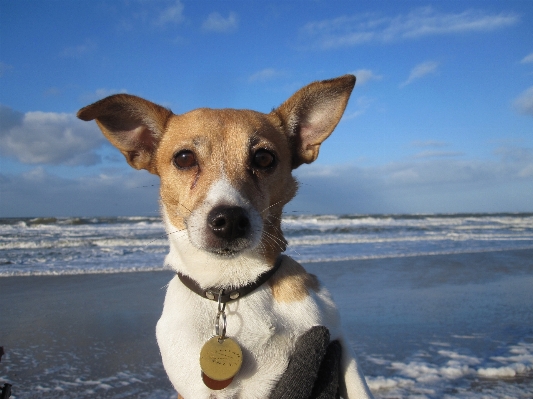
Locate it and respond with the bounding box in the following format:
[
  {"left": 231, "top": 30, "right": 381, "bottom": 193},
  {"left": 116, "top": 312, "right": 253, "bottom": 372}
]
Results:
[
  {"left": 262, "top": 231, "right": 287, "bottom": 250},
  {"left": 262, "top": 224, "right": 303, "bottom": 257},
  {"left": 260, "top": 236, "right": 277, "bottom": 251},
  {"left": 261, "top": 200, "right": 284, "bottom": 214}
]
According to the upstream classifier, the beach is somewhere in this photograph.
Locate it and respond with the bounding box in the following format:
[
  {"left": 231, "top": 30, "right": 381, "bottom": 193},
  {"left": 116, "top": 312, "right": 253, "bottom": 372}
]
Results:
[
  {"left": 2, "top": 249, "right": 532, "bottom": 398},
  {"left": 1, "top": 271, "right": 175, "bottom": 398}
]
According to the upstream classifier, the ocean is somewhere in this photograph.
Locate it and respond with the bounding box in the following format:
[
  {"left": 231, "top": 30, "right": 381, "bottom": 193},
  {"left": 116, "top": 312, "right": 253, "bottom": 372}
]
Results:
[
  {"left": 1, "top": 213, "right": 533, "bottom": 276},
  {"left": 1, "top": 213, "right": 532, "bottom": 398}
]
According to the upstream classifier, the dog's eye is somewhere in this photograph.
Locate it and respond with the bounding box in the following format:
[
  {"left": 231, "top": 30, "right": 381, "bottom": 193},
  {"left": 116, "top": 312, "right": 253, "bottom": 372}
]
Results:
[
  {"left": 173, "top": 150, "right": 197, "bottom": 169},
  {"left": 252, "top": 149, "right": 276, "bottom": 169}
]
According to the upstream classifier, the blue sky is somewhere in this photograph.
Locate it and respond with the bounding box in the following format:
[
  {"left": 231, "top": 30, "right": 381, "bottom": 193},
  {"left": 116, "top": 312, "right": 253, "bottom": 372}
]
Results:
[{"left": 1, "top": 0, "right": 532, "bottom": 216}]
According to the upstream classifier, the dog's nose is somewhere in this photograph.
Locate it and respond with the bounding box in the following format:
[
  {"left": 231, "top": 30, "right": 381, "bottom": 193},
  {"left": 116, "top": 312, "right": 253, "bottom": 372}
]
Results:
[{"left": 208, "top": 206, "right": 250, "bottom": 241}]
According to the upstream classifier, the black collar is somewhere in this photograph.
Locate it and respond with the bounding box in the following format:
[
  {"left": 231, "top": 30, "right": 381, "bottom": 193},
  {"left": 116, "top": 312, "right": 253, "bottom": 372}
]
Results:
[{"left": 177, "top": 257, "right": 282, "bottom": 304}]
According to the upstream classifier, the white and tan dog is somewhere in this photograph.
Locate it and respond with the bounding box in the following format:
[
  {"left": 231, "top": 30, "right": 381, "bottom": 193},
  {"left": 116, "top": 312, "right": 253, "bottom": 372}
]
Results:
[{"left": 78, "top": 75, "right": 373, "bottom": 399}]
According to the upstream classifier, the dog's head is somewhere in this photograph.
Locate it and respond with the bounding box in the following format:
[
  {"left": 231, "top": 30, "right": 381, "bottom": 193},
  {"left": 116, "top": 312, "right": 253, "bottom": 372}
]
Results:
[{"left": 78, "top": 75, "right": 355, "bottom": 284}]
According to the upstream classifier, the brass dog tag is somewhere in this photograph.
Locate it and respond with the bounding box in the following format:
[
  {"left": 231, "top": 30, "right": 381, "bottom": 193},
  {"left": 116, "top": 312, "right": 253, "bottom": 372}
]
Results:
[{"left": 200, "top": 336, "right": 243, "bottom": 388}]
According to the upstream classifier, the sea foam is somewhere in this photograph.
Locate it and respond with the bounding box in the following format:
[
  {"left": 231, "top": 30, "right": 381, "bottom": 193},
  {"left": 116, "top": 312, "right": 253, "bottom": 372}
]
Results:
[{"left": 1, "top": 213, "right": 533, "bottom": 276}]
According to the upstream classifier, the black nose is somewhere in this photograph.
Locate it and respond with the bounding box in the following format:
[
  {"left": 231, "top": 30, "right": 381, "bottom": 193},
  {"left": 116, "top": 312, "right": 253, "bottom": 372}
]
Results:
[{"left": 208, "top": 206, "right": 250, "bottom": 241}]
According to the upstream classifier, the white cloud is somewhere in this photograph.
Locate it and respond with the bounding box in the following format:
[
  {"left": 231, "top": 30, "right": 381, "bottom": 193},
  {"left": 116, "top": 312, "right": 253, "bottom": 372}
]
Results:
[
  {"left": 156, "top": 0, "right": 185, "bottom": 26},
  {"left": 202, "top": 12, "right": 238, "bottom": 33},
  {"left": 301, "top": 7, "right": 519, "bottom": 49},
  {"left": 0, "top": 105, "right": 105, "bottom": 165},
  {"left": 60, "top": 39, "right": 97, "bottom": 58},
  {"left": 400, "top": 61, "right": 439, "bottom": 87},
  {"left": 289, "top": 146, "right": 533, "bottom": 214},
  {"left": 248, "top": 68, "right": 282, "bottom": 83},
  {"left": 520, "top": 52, "right": 533, "bottom": 64},
  {"left": 352, "top": 69, "right": 382, "bottom": 85},
  {"left": 513, "top": 86, "right": 533, "bottom": 116},
  {"left": 2, "top": 145, "right": 532, "bottom": 216},
  {"left": 1, "top": 168, "right": 160, "bottom": 217},
  {"left": 495, "top": 146, "right": 533, "bottom": 177}
]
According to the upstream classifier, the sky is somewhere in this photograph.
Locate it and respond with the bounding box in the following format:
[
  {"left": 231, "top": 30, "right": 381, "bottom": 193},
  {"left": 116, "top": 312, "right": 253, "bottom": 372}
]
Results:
[{"left": 1, "top": 0, "right": 532, "bottom": 217}]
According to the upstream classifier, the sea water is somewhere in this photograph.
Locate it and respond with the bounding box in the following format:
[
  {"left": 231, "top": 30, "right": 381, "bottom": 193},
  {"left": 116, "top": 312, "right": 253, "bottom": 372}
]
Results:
[
  {"left": 1, "top": 213, "right": 532, "bottom": 276},
  {"left": 1, "top": 213, "right": 532, "bottom": 398}
]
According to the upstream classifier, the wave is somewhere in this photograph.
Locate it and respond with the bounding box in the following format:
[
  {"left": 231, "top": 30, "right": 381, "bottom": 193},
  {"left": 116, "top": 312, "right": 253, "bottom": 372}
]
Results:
[
  {"left": 0, "top": 216, "right": 163, "bottom": 227},
  {"left": 0, "top": 238, "right": 170, "bottom": 250},
  {"left": 282, "top": 213, "right": 533, "bottom": 232},
  {"left": 287, "top": 232, "right": 533, "bottom": 246},
  {"left": 0, "top": 264, "right": 170, "bottom": 277},
  {"left": 2, "top": 213, "right": 532, "bottom": 277},
  {"left": 2, "top": 229, "right": 531, "bottom": 251},
  {"left": 2, "top": 212, "right": 533, "bottom": 227}
]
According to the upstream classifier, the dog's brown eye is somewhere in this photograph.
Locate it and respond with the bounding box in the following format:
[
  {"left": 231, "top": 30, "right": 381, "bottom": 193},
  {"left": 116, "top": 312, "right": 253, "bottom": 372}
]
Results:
[
  {"left": 173, "top": 150, "right": 197, "bottom": 169},
  {"left": 252, "top": 149, "right": 275, "bottom": 169}
]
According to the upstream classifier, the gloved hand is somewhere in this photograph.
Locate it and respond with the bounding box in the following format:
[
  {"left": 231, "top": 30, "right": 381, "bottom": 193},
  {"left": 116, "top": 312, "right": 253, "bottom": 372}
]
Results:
[{"left": 270, "top": 326, "right": 341, "bottom": 399}]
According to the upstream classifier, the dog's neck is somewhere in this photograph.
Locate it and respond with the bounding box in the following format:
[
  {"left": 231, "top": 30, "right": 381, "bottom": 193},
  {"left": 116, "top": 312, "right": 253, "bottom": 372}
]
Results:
[{"left": 176, "top": 256, "right": 282, "bottom": 303}]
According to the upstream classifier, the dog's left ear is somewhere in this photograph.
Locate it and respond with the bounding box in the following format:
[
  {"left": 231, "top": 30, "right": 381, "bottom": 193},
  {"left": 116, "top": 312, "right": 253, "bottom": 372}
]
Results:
[
  {"left": 273, "top": 75, "right": 355, "bottom": 169},
  {"left": 77, "top": 94, "right": 173, "bottom": 174}
]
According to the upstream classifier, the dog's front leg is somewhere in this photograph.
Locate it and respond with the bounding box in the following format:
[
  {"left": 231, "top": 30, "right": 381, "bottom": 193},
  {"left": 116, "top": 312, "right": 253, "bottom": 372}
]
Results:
[{"left": 338, "top": 336, "right": 374, "bottom": 399}]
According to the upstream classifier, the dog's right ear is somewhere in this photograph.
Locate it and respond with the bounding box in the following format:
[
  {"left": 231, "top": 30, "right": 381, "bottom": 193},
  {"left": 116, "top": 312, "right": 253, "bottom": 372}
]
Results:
[{"left": 77, "top": 94, "right": 173, "bottom": 174}]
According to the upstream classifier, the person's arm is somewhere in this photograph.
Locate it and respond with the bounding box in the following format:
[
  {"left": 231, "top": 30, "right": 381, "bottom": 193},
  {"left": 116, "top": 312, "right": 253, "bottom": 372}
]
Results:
[{"left": 270, "top": 326, "right": 341, "bottom": 399}]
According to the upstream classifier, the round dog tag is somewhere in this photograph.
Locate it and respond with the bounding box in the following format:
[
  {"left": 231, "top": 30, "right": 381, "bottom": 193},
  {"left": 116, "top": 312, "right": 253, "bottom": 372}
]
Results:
[{"left": 200, "top": 336, "right": 243, "bottom": 383}]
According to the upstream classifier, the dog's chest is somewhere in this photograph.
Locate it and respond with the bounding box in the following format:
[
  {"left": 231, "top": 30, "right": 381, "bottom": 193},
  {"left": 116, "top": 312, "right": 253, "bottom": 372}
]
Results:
[{"left": 156, "top": 275, "right": 328, "bottom": 399}]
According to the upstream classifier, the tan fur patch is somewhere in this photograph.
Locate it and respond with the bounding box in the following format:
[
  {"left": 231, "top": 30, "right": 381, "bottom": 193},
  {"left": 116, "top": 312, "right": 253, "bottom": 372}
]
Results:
[{"left": 269, "top": 256, "right": 320, "bottom": 303}]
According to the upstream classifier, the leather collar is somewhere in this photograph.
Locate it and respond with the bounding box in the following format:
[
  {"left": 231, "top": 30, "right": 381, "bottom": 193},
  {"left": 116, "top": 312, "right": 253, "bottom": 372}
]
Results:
[{"left": 177, "top": 257, "right": 282, "bottom": 304}]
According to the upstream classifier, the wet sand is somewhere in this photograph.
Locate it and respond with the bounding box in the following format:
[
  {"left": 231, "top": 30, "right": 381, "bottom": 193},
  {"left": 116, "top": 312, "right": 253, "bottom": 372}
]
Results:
[
  {"left": 1, "top": 271, "right": 176, "bottom": 398},
  {"left": 1, "top": 249, "right": 532, "bottom": 398}
]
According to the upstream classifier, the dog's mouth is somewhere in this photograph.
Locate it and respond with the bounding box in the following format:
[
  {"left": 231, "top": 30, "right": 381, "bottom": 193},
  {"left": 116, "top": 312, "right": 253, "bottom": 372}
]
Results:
[
  {"left": 206, "top": 238, "right": 253, "bottom": 257},
  {"left": 211, "top": 247, "right": 240, "bottom": 257}
]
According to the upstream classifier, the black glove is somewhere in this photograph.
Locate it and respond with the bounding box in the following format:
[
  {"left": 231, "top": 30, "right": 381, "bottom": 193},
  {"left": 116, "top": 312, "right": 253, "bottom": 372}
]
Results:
[
  {"left": 0, "top": 383, "right": 12, "bottom": 399},
  {"left": 270, "top": 326, "right": 341, "bottom": 399}
]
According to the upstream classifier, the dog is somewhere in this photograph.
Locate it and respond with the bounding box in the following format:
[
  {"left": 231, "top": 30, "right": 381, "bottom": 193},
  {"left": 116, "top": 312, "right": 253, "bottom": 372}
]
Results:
[{"left": 78, "top": 75, "right": 374, "bottom": 399}]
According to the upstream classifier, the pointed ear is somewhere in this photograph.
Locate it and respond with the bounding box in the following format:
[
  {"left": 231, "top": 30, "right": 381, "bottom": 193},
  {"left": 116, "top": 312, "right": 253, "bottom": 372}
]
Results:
[
  {"left": 272, "top": 75, "right": 355, "bottom": 168},
  {"left": 77, "top": 94, "right": 173, "bottom": 174}
]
